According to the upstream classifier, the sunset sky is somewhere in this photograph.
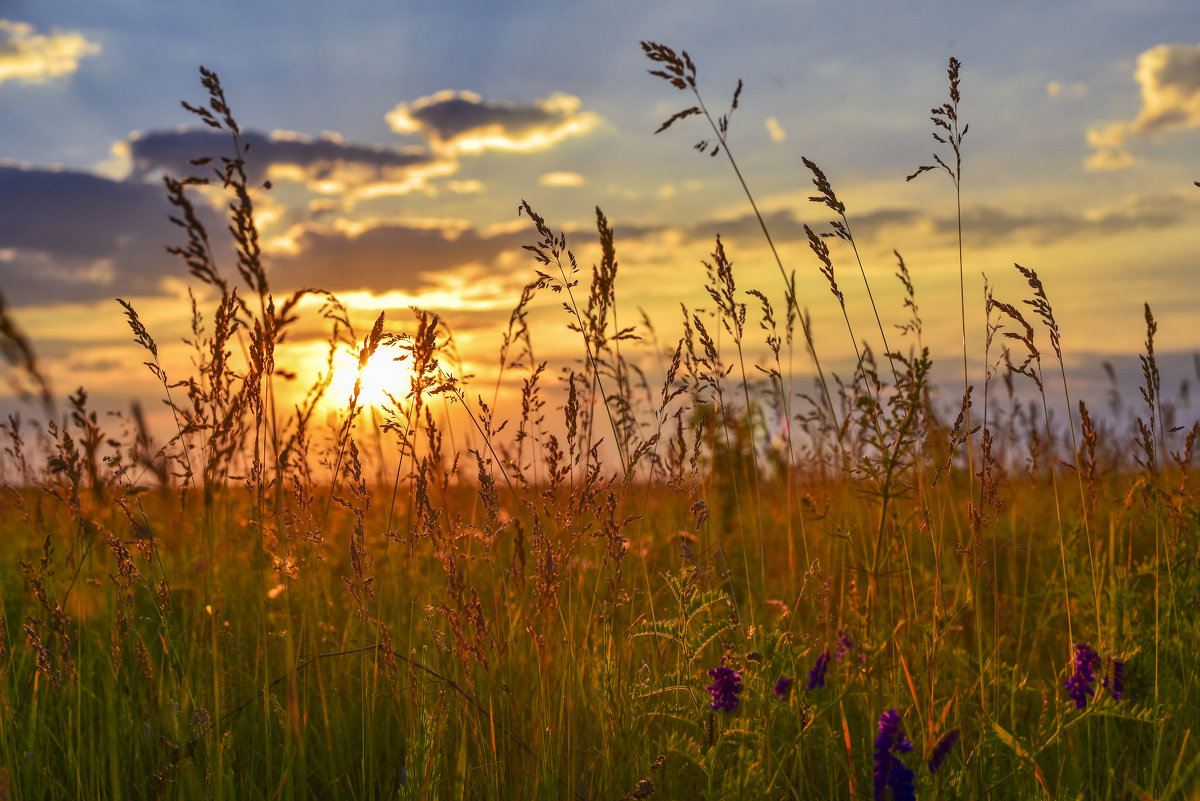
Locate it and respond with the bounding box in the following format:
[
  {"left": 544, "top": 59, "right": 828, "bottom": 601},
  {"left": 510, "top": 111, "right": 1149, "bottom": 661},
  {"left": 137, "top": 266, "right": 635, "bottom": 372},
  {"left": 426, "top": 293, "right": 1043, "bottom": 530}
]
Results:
[{"left": 1, "top": 0, "right": 1198, "bottom": 437}]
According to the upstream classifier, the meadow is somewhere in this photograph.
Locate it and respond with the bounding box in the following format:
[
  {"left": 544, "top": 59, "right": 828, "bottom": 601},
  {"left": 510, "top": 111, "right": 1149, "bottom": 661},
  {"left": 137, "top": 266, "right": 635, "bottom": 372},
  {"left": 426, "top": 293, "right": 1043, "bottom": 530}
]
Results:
[{"left": 1, "top": 45, "right": 1198, "bottom": 800}]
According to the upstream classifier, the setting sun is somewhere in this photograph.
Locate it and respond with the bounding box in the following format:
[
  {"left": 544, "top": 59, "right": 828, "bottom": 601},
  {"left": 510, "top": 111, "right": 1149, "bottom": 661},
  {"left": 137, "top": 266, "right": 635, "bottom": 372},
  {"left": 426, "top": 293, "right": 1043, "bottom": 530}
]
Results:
[{"left": 327, "top": 344, "right": 413, "bottom": 412}]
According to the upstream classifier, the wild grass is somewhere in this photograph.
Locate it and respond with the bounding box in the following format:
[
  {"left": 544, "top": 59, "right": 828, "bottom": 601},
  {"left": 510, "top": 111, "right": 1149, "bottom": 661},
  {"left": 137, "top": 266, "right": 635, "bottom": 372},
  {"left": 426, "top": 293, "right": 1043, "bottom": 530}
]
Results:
[{"left": 0, "top": 47, "right": 1198, "bottom": 801}]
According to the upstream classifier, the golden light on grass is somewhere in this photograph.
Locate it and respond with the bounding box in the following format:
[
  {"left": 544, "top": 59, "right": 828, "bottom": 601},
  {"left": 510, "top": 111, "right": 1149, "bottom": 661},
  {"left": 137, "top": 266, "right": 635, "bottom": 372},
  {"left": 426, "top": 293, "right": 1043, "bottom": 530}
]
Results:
[{"left": 3, "top": 42, "right": 1199, "bottom": 801}]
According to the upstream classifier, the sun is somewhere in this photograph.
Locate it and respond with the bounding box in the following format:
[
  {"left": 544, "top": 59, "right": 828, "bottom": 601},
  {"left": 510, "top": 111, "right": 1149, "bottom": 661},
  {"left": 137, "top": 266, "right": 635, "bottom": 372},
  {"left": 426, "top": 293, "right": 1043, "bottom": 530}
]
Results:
[{"left": 326, "top": 344, "right": 413, "bottom": 412}]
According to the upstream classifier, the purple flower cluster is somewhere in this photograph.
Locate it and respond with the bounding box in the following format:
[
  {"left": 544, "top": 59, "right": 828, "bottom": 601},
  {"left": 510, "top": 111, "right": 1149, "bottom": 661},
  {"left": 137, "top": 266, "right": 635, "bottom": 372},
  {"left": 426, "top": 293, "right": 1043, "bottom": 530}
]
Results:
[
  {"left": 927, "top": 728, "right": 960, "bottom": 774},
  {"left": 1065, "top": 643, "right": 1124, "bottom": 709},
  {"left": 773, "top": 676, "right": 795, "bottom": 701},
  {"left": 706, "top": 656, "right": 743, "bottom": 713},
  {"left": 806, "top": 650, "right": 830, "bottom": 691},
  {"left": 1064, "top": 643, "right": 1101, "bottom": 709},
  {"left": 873, "top": 709, "right": 915, "bottom": 801}
]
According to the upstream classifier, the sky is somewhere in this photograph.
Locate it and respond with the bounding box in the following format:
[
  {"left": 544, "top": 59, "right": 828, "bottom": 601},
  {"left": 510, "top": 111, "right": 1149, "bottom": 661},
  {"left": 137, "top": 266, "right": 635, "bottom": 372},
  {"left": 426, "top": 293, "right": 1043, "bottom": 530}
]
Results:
[{"left": 1, "top": 0, "right": 1198, "bottom": 442}]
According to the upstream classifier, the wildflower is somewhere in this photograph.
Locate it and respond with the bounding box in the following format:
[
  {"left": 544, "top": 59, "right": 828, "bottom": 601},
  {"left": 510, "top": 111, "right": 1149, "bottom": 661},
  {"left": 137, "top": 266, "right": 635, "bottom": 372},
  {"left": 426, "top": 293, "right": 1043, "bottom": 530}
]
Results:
[
  {"left": 835, "top": 628, "right": 854, "bottom": 661},
  {"left": 928, "top": 728, "right": 960, "bottom": 774},
  {"left": 874, "top": 708, "right": 915, "bottom": 801},
  {"left": 706, "top": 656, "right": 742, "bottom": 713},
  {"left": 1064, "top": 642, "right": 1101, "bottom": 709},
  {"left": 773, "top": 676, "right": 794, "bottom": 701},
  {"left": 835, "top": 623, "right": 864, "bottom": 661},
  {"left": 1103, "top": 658, "right": 1124, "bottom": 701},
  {"left": 806, "top": 650, "right": 830, "bottom": 691}
]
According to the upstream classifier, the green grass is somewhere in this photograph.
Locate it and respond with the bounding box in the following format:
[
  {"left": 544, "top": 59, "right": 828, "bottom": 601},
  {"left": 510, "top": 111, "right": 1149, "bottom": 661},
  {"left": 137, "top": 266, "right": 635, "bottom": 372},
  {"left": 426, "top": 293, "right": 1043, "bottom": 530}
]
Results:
[{"left": 0, "top": 50, "right": 1198, "bottom": 801}]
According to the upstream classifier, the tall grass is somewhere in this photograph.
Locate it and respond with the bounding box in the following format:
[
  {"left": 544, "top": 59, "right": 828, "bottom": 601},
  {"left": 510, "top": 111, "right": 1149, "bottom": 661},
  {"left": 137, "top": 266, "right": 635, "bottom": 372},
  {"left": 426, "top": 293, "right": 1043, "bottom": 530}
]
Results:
[{"left": 0, "top": 50, "right": 1197, "bottom": 801}]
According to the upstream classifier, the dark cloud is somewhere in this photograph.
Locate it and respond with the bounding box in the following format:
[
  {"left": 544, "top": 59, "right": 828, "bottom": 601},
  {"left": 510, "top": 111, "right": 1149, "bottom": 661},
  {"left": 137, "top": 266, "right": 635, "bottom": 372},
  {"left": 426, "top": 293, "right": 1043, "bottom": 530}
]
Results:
[
  {"left": 0, "top": 164, "right": 180, "bottom": 305},
  {"left": 0, "top": 126, "right": 458, "bottom": 307},
  {"left": 386, "top": 90, "right": 600, "bottom": 154},
  {"left": 126, "top": 129, "right": 438, "bottom": 185},
  {"left": 937, "top": 203, "right": 1182, "bottom": 248},
  {"left": 268, "top": 222, "right": 530, "bottom": 294},
  {"left": 687, "top": 207, "right": 922, "bottom": 246},
  {"left": 0, "top": 164, "right": 167, "bottom": 257},
  {"left": 672, "top": 201, "right": 1182, "bottom": 250}
]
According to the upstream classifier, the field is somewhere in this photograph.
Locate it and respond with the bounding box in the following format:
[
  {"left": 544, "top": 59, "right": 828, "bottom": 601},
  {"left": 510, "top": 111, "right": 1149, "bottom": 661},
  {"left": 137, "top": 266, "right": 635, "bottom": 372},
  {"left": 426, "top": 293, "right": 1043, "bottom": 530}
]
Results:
[{"left": 1, "top": 46, "right": 1199, "bottom": 800}]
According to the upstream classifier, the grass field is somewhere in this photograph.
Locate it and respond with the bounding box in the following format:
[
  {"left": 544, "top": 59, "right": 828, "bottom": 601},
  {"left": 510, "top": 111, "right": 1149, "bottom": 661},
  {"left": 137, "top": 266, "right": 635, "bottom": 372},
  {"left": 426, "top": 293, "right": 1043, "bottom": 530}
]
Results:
[{"left": 1, "top": 47, "right": 1198, "bottom": 800}]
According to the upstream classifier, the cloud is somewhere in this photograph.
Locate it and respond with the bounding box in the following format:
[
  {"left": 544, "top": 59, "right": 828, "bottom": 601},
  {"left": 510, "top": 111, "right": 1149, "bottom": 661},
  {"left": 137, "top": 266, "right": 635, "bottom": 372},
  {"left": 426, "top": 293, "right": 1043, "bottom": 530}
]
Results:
[
  {"left": 0, "top": 165, "right": 164, "bottom": 256},
  {"left": 949, "top": 205, "right": 1174, "bottom": 247},
  {"left": 0, "top": 164, "right": 179, "bottom": 305},
  {"left": 1086, "top": 42, "right": 1200, "bottom": 170},
  {"left": 0, "top": 113, "right": 551, "bottom": 310},
  {"left": 765, "top": 116, "right": 787, "bottom": 142},
  {"left": 1128, "top": 43, "right": 1200, "bottom": 135},
  {"left": 680, "top": 207, "right": 920, "bottom": 247},
  {"left": 124, "top": 128, "right": 451, "bottom": 199},
  {"left": 0, "top": 158, "right": 535, "bottom": 308},
  {"left": 1084, "top": 146, "right": 1138, "bottom": 172},
  {"left": 385, "top": 90, "right": 601, "bottom": 155},
  {"left": 538, "top": 171, "right": 584, "bottom": 188},
  {"left": 0, "top": 19, "right": 100, "bottom": 86},
  {"left": 264, "top": 220, "right": 530, "bottom": 296},
  {"left": 668, "top": 197, "right": 1185, "bottom": 252}
]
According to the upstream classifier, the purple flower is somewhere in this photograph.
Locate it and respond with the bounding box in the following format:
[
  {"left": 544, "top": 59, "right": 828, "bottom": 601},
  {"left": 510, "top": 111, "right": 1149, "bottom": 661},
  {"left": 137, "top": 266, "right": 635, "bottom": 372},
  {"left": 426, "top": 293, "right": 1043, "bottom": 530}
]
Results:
[
  {"left": 1103, "top": 658, "right": 1124, "bottom": 701},
  {"left": 928, "top": 728, "right": 960, "bottom": 774},
  {"left": 706, "top": 656, "right": 742, "bottom": 713},
  {"left": 874, "top": 708, "right": 915, "bottom": 801},
  {"left": 806, "top": 649, "right": 830, "bottom": 691},
  {"left": 1064, "top": 643, "right": 1101, "bottom": 709},
  {"left": 835, "top": 629, "right": 855, "bottom": 662},
  {"left": 773, "top": 676, "right": 794, "bottom": 701}
]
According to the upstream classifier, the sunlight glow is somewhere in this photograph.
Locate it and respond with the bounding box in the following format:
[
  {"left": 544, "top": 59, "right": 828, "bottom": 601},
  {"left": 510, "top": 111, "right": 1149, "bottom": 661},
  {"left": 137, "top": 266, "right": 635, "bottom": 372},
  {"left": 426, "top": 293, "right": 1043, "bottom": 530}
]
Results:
[{"left": 326, "top": 344, "right": 414, "bottom": 412}]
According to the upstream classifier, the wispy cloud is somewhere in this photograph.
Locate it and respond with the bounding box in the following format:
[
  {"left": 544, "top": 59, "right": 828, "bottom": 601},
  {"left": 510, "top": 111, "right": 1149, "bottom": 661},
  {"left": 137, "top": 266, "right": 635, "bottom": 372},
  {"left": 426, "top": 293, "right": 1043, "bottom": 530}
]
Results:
[
  {"left": 1086, "top": 42, "right": 1200, "bottom": 171},
  {"left": 0, "top": 20, "right": 100, "bottom": 86},
  {"left": 385, "top": 90, "right": 601, "bottom": 155}
]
